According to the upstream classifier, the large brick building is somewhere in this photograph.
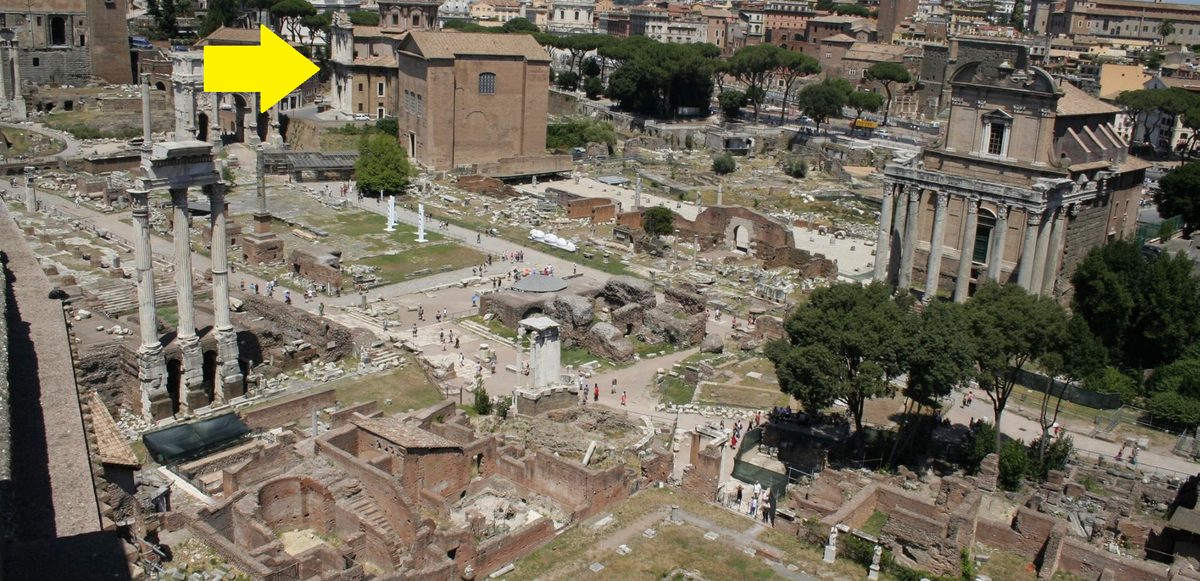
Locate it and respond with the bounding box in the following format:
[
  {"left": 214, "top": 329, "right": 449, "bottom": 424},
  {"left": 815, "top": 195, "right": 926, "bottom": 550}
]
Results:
[
  {"left": 328, "top": 0, "right": 439, "bottom": 119},
  {"left": 395, "top": 31, "right": 553, "bottom": 172},
  {"left": 874, "top": 42, "right": 1147, "bottom": 304},
  {"left": 0, "top": 0, "right": 131, "bottom": 88}
]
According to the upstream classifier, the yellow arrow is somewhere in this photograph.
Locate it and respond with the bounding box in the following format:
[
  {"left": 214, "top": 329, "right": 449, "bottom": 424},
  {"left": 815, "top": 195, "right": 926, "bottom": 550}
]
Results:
[{"left": 203, "top": 25, "right": 319, "bottom": 113}]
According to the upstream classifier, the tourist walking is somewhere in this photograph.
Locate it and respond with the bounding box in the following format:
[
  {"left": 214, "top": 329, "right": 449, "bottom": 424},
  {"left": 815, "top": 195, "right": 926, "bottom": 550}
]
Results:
[{"left": 621, "top": 391, "right": 627, "bottom": 406}]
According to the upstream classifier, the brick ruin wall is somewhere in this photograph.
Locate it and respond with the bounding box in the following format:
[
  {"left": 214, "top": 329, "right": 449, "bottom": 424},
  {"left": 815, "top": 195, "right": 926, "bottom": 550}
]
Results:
[
  {"left": 329, "top": 401, "right": 379, "bottom": 428},
  {"left": 240, "top": 388, "right": 336, "bottom": 430},
  {"left": 514, "top": 387, "right": 580, "bottom": 417},
  {"left": 238, "top": 294, "right": 356, "bottom": 364},
  {"left": 495, "top": 449, "right": 631, "bottom": 521},
  {"left": 315, "top": 430, "right": 420, "bottom": 544}
]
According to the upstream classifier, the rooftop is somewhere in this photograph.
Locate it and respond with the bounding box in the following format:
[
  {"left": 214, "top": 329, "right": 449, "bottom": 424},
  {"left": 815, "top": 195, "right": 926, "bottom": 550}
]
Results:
[
  {"left": 88, "top": 392, "right": 139, "bottom": 469},
  {"left": 1056, "top": 81, "right": 1122, "bottom": 116},
  {"left": 511, "top": 274, "right": 568, "bottom": 293},
  {"left": 353, "top": 417, "right": 460, "bottom": 449},
  {"left": 520, "top": 315, "right": 560, "bottom": 331},
  {"left": 401, "top": 31, "right": 551, "bottom": 62}
]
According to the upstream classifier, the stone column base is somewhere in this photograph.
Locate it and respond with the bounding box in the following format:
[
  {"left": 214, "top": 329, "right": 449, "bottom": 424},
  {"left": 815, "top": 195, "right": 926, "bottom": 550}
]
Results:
[
  {"left": 214, "top": 328, "right": 244, "bottom": 403},
  {"left": 178, "top": 336, "right": 207, "bottom": 415},
  {"left": 138, "top": 344, "right": 173, "bottom": 422}
]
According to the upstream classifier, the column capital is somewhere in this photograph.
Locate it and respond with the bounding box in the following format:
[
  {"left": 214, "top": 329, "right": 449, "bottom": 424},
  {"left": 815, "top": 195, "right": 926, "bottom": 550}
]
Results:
[
  {"left": 935, "top": 192, "right": 949, "bottom": 207},
  {"left": 908, "top": 190, "right": 921, "bottom": 203},
  {"left": 966, "top": 198, "right": 978, "bottom": 214},
  {"left": 1027, "top": 210, "right": 1043, "bottom": 226},
  {"left": 996, "top": 205, "right": 1008, "bottom": 220}
]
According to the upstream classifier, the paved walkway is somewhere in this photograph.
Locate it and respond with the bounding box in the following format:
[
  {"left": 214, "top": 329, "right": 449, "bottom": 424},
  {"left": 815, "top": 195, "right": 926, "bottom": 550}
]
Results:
[
  {"left": 0, "top": 203, "right": 101, "bottom": 539},
  {"left": 0, "top": 121, "right": 84, "bottom": 161}
]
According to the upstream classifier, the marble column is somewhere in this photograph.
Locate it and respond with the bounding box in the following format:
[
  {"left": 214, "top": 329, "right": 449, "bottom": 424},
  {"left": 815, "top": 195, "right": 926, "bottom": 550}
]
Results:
[
  {"left": 986, "top": 206, "right": 1008, "bottom": 282},
  {"left": 923, "top": 193, "right": 950, "bottom": 302},
  {"left": 873, "top": 184, "right": 895, "bottom": 282},
  {"left": 23, "top": 166, "right": 36, "bottom": 213},
  {"left": 171, "top": 188, "right": 206, "bottom": 414},
  {"left": 1030, "top": 209, "right": 1054, "bottom": 295},
  {"left": 889, "top": 186, "right": 908, "bottom": 284},
  {"left": 954, "top": 199, "right": 979, "bottom": 303},
  {"left": 246, "top": 93, "right": 261, "bottom": 145},
  {"left": 1016, "top": 210, "right": 1043, "bottom": 291},
  {"left": 210, "top": 92, "right": 222, "bottom": 152},
  {"left": 898, "top": 190, "right": 921, "bottom": 291},
  {"left": 209, "top": 184, "right": 244, "bottom": 403},
  {"left": 131, "top": 189, "right": 172, "bottom": 421},
  {"left": 1041, "top": 208, "right": 1067, "bottom": 298}
]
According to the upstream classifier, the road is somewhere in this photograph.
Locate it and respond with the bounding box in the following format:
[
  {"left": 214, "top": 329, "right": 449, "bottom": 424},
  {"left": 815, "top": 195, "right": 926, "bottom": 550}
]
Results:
[{"left": 1, "top": 121, "right": 84, "bottom": 161}]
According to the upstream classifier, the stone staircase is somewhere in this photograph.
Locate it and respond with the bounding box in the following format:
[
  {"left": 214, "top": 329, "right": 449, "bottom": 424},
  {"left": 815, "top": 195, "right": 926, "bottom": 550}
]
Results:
[
  {"left": 345, "top": 492, "right": 401, "bottom": 562},
  {"left": 88, "top": 278, "right": 179, "bottom": 317},
  {"left": 342, "top": 308, "right": 385, "bottom": 330},
  {"left": 364, "top": 344, "right": 402, "bottom": 369},
  {"left": 458, "top": 319, "right": 516, "bottom": 349}
]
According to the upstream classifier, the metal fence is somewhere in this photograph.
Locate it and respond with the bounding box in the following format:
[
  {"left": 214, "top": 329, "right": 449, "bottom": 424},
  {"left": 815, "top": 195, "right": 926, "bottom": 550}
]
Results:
[{"left": 1136, "top": 214, "right": 1183, "bottom": 245}]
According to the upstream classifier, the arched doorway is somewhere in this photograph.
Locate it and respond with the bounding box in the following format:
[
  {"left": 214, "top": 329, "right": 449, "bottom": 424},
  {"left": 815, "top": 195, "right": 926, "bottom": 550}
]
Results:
[
  {"left": 155, "top": 81, "right": 166, "bottom": 91},
  {"left": 50, "top": 17, "right": 66, "bottom": 46},
  {"left": 733, "top": 225, "right": 750, "bottom": 253},
  {"left": 256, "top": 111, "right": 269, "bottom": 142},
  {"left": 231, "top": 94, "right": 249, "bottom": 142},
  {"left": 166, "top": 359, "right": 183, "bottom": 414},
  {"left": 197, "top": 112, "right": 209, "bottom": 142}
]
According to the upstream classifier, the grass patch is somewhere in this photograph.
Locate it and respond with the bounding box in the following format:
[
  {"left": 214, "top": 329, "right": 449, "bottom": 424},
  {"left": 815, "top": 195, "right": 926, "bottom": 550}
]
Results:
[
  {"left": 353, "top": 243, "right": 486, "bottom": 285},
  {"left": 861, "top": 510, "right": 889, "bottom": 536},
  {"left": 696, "top": 384, "right": 790, "bottom": 410},
  {"left": 2, "top": 128, "right": 66, "bottom": 157},
  {"left": 633, "top": 339, "right": 677, "bottom": 358},
  {"left": 157, "top": 305, "right": 179, "bottom": 327},
  {"left": 463, "top": 315, "right": 517, "bottom": 340},
  {"left": 659, "top": 377, "right": 696, "bottom": 405},
  {"left": 976, "top": 549, "right": 1086, "bottom": 581},
  {"left": 562, "top": 345, "right": 614, "bottom": 372},
  {"left": 330, "top": 362, "right": 446, "bottom": 415}
]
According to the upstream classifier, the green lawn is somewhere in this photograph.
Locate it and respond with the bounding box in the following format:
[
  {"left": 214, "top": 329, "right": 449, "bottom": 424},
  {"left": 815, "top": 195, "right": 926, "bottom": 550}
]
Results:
[
  {"left": 309, "top": 209, "right": 446, "bottom": 243},
  {"left": 330, "top": 362, "right": 446, "bottom": 415},
  {"left": 659, "top": 377, "right": 696, "bottom": 405},
  {"left": 157, "top": 305, "right": 179, "bottom": 326},
  {"left": 2, "top": 128, "right": 66, "bottom": 157},
  {"left": 696, "top": 384, "right": 790, "bottom": 410},
  {"left": 353, "top": 243, "right": 486, "bottom": 285},
  {"left": 463, "top": 315, "right": 517, "bottom": 340},
  {"left": 861, "top": 510, "right": 889, "bottom": 536}
]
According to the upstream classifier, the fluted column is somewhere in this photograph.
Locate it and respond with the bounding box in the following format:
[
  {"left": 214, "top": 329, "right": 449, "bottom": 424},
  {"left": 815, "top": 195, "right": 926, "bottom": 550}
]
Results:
[
  {"left": 889, "top": 185, "right": 908, "bottom": 283},
  {"left": 23, "top": 166, "right": 35, "bottom": 213},
  {"left": 898, "top": 190, "right": 922, "bottom": 291},
  {"left": 873, "top": 184, "right": 895, "bottom": 282},
  {"left": 954, "top": 199, "right": 979, "bottom": 303},
  {"left": 986, "top": 206, "right": 1008, "bottom": 282},
  {"left": 211, "top": 92, "right": 222, "bottom": 151},
  {"left": 131, "top": 189, "right": 172, "bottom": 421},
  {"left": 923, "top": 193, "right": 950, "bottom": 302},
  {"left": 1030, "top": 209, "right": 1054, "bottom": 295},
  {"left": 1016, "top": 210, "right": 1043, "bottom": 291},
  {"left": 1041, "top": 207, "right": 1067, "bottom": 298},
  {"left": 171, "top": 188, "right": 205, "bottom": 414},
  {"left": 209, "top": 183, "right": 244, "bottom": 403},
  {"left": 246, "top": 93, "right": 261, "bottom": 145}
]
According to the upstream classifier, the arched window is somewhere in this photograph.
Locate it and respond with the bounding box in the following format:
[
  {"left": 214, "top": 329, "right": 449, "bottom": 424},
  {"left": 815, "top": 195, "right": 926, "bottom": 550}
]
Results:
[
  {"left": 574, "top": 10, "right": 580, "bottom": 20},
  {"left": 50, "top": 16, "right": 66, "bottom": 46},
  {"left": 478, "top": 72, "right": 496, "bottom": 94}
]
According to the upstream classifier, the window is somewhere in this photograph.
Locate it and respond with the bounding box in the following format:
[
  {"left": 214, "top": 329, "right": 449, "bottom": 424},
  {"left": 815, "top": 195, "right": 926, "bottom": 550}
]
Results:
[
  {"left": 559, "top": 9, "right": 564, "bottom": 19},
  {"left": 575, "top": 10, "right": 580, "bottom": 20},
  {"left": 417, "top": 94, "right": 423, "bottom": 116},
  {"left": 392, "top": 13, "right": 398, "bottom": 25},
  {"left": 50, "top": 16, "right": 66, "bottom": 45},
  {"left": 377, "top": 82, "right": 384, "bottom": 97},
  {"left": 358, "top": 103, "right": 363, "bottom": 111},
  {"left": 413, "top": 14, "right": 420, "bottom": 26},
  {"left": 79, "top": 34, "right": 84, "bottom": 46},
  {"left": 32, "top": 58, "right": 39, "bottom": 67},
  {"left": 478, "top": 72, "right": 496, "bottom": 94},
  {"left": 973, "top": 210, "right": 996, "bottom": 264},
  {"left": 358, "top": 83, "right": 363, "bottom": 91},
  {"left": 36, "top": 16, "right": 42, "bottom": 26},
  {"left": 986, "top": 121, "right": 1006, "bottom": 155},
  {"left": 378, "top": 107, "right": 384, "bottom": 119}
]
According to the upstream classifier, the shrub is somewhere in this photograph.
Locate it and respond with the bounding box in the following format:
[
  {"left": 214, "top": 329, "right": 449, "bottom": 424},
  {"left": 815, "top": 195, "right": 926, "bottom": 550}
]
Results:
[
  {"left": 583, "top": 76, "right": 604, "bottom": 100},
  {"left": 494, "top": 395, "right": 512, "bottom": 419},
  {"left": 783, "top": 157, "right": 809, "bottom": 178},
  {"left": 712, "top": 152, "right": 737, "bottom": 175},
  {"left": 473, "top": 387, "right": 492, "bottom": 415},
  {"left": 684, "top": 134, "right": 694, "bottom": 150},
  {"left": 960, "top": 421, "right": 997, "bottom": 474},
  {"left": 998, "top": 439, "right": 1029, "bottom": 490},
  {"left": 718, "top": 90, "right": 747, "bottom": 119},
  {"left": 1027, "top": 435, "right": 1073, "bottom": 481},
  {"left": 1083, "top": 366, "right": 1140, "bottom": 404},
  {"left": 556, "top": 71, "right": 579, "bottom": 91}
]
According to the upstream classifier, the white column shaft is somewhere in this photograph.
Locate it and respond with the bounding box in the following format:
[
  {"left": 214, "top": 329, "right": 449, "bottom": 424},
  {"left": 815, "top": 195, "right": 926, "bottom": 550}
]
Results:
[
  {"left": 1016, "top": 210, "right": 1042, "bottom": 290},
  {"left": 954, "top": 199, "right": 979, "bottom": 303},
  {"left": 873, "top": 185, "right": 895, "bottom": 282},
  {"left": 986, "top": 208, "right": 1008, "bottom": 282},
  {"left": 1041, "top": 209, "right": 1067, "bottom": 297},
  {"left": 898, "top": 191, "right": 921, "bottom": 290},
  {"left": 210, "top": 186, "right": 232, "bottom": 331},
  {"left": 1030, "top": 209, "right": 1054, "bottom": 294},
  {"left": 132, "top": 190, "right": 159, "bottom": 348},
  {"left": 923, "top": 193, "right": 949, "bottom": 302},
  {"left": 172, "top": 189, "right": 197, "bottom": 339}
]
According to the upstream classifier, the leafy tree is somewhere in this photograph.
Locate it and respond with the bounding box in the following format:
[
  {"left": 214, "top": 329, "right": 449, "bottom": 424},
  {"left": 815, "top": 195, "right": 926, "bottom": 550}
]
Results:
[
  {"left": 299, "top": 11, "right": 331, "bottom": 57},
  {"left": 727, "top": 44, "right": 784, "bottom": 122},
  {"left": 582, "top": 57, "right": 602, "bottom": 78},
  {"left": 865, "top": 62, "right": 911, "bottom": 126},
  {"left": 1116, "top": 89, "right": 1166, "bottom": 147},
  {"left": 501, "top": 17, "right": 538, "bottom": 33},
  {"left": 354, "top": 133, "right": 415, "bottom": 196},
  {"left": 719, "top": 90, "right": 747, "bottom": 119},
  {"left": 796, "top": 81, "right": 848, "bottom": 127},
  {"left": 473, "top": 386, "right": 493, "bottom": 415},
  {"left": 1027, "top": 435, "right": 1073, "bottom": 482},
  {"left": 374, "top": 117, "right": 398, "bottom": 137},
  {"left": 642, "top": 206, "right": 675, "bottom": 238},
  {"left": 1034, "top": 315, "right": 1104, "bottom": 467},
  {"left": 782, "top": 157, "right": 808, "bottom": 178},
  {"left": 556, "top": 70, "right": 580, "bottom": 91},
  {"left": 712, "top": 152, "right": 737, "bottom": 174},
  {"left": 776, "top": 50, "right": 821, "bottom": 121},
  {"left": 583, "top": 76, "right": 604, "bottom": 100},
  {"left": 606, "top": 39, "right": 716, "bottom": 118},
  {"left": 1009, "top": 0, "right": 1025, "bottom": 31},
  {"left": 766, "top": 282, "right": 909, "bottom": 442},
  {"left": 1181, "top": 107, "right": 1200, "bottom": 156},
  {"left": 546, "top": 117, "right": 616, "bottom": 150},
  {"left": 1142, "top": 50, "right": 1166, "bottom": 70},
  {"left": 831, "top": 4, "right": 871, "bottom": 16},
  {"left": 1160, "top": 19, "right": 1176, "bottom": 42},
  {"left": 998, "top": 439, "right": 1029, "bottom": 490},
  {"left": 554, "top": 34, "right": 618, "bottom": 79},
  {"left": 1083, "top": 366, "right": 1139, "bottom": 404},
  {"left": 199, "top": 0, "right": 240, "bottom": 38},
  {"left": 815, "top": 0, "right": 834, "bottom": 9},
  {"left": 1146, "top": 355, "right": 1200, "bottom": 396},
  {"left": 147, "top": 0, "right": 181, "bottom": 37},
  {"left": 847, "top": 91, "right": 885, "bottom": 133},
  {"left": 965, "top": 283, "right": 1067, "bottom": 453},
  {"left": 1147, "top": 390, "right": 1200, "bottom": 426},
  {"left": 271, "top": 0, "right": 316, "bottom": 40},
  {"left": 1071, "top": 240, "right": 1200, "bottom": 369},
  {"left": 1157, "top": 161, "right": 1200, "bottom": 235},
  {"left": 348, "top": 10, "right": 380, "bottom": 25}
]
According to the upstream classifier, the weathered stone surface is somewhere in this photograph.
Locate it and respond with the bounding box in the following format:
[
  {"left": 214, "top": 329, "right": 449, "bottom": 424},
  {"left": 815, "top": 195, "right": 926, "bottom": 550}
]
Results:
[
  {"left": 642, "top": 305, "right": 706, "bottom": 347},
  {"left": 546, "top": 294, "right": 594, "bottom": 338},
  {"left": 602, "top": 276, "right": 656, "bottom": 308},
  {"left": 611, "top": 303, "right": 645, "bottom": 335},
  {"left": 665, "top": 285, "right": 706, "bottom": 315},
  {"left": 583, "top": 323, "right": 635, "bottom": 363},
  {"left": 700, "top": 333, "right": 724, "bottom": 354}
]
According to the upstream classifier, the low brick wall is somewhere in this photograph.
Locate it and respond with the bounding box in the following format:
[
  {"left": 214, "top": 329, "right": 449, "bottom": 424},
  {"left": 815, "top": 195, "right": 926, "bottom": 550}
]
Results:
[{"left": 241, "top": 389, "right": 336, "bottom": 430}]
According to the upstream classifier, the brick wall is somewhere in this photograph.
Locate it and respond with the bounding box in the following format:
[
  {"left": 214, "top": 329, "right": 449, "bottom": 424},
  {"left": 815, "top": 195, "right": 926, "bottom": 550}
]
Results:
[
  {"left": 258, "top": 476, "right": 337, "bottom": 535},
  {"left": 19, "top": 47, "right": 92, "bottom": 85},
  {"left": 329, "top": 401, "right": 378, "bottom": 428},
  {"left": 474, "top": 517, "right": 556, "bottom": 577},
  {"left": 86, "top": 0, "right": 133, "bottom": 84},
  {"left": 241, "top": 388, "right": 336, "bottom": 429},
  {"left": 495, "top": 450, "right": 630, "bottom": 519},
  {"left": 315, "top": 434, "right": 418, "bottom": 544}
]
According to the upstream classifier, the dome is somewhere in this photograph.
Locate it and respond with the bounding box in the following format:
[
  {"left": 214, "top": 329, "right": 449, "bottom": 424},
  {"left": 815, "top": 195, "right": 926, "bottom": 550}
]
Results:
[{"left": 511, "top": 274, "right": 568, "bottom": 293}]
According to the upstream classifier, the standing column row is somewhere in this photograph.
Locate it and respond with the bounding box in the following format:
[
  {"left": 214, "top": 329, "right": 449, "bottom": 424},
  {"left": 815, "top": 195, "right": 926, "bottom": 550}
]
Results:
[
  {"left": 922, "top": 193, "right": 950, "bottom": 302},
  {"left": 132, "top": 189, "right": 172, "bottom": 421},
  {"left": 172, "top": 188, "right": 206, "bottom": 414},
  {"left": 953, "top": 199, "right": 979, "bottom": 303},
  {"left": 209, "top": 183, "right": 244, "bottom": 403},
  {"left": 872, "top": 183, "right": 896, "bottom": 282}
]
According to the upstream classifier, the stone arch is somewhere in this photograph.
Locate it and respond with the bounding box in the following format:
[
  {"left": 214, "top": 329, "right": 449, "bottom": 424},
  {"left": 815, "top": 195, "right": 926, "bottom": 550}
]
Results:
[
  {"left": 166, "top": 358, "right": 183, "bottom": 414},
  {"left": 230, "top": 94, "right": 249, "bottom": 142},
  {"left": 155, "top": 81, "right": 166, "bottom": 91},
  {"left": 733, "top": 225, "right": 750, "bottom": 253},
  {"left": 522, "top": 306, "right": 544, "bottom": 319},
  {"left": 196, "top": 112, "right": 209, "bottom": 142}
]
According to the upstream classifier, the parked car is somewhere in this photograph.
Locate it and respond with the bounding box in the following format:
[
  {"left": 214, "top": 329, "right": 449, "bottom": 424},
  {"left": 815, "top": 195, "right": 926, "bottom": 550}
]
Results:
[{"left": 354, "top": 114, "right": 371, "bottom": 121}]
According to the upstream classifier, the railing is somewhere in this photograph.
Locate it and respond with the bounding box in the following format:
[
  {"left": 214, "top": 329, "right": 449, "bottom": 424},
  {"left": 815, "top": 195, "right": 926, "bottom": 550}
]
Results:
[{"left": 1072, "top": 448, "right": 1192, "bottom": 480}]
